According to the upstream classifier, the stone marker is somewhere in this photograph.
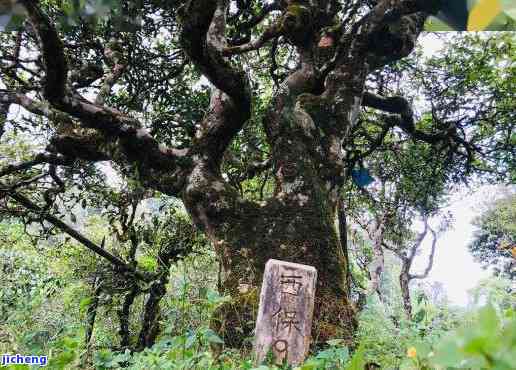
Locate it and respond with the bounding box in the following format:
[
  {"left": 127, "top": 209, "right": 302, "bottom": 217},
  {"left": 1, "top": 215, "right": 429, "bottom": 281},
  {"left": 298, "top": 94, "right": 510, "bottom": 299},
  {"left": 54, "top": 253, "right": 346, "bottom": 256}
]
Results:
[{"left": 254, "top": 259, "right": 317, "bottom": 366}]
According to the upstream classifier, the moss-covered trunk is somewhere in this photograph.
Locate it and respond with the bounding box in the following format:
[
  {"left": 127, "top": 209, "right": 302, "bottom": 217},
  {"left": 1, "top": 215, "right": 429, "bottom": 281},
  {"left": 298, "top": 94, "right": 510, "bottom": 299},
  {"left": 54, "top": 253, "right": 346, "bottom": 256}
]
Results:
[
  {"left": 185, "top": 189, "right": 356, "bottom": 348},
  {"left": 176, "top": 0, "right": 430, "bottom": 349},
  {"left": 400, "top": 263, "right": 413, "bottom": 318},
  {"left": 183, "top": 68, "right": 363, "bottom": 347},
  {"left": 233, "top": 200, "right": 356, "bottom": 344}
]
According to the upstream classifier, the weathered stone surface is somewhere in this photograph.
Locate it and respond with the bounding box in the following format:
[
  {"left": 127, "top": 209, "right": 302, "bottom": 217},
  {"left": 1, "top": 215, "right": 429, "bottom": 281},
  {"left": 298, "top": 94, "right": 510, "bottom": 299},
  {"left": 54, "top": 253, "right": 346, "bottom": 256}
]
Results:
[{"left": 254, "top": 259, "right": 317, "bottom": 365}]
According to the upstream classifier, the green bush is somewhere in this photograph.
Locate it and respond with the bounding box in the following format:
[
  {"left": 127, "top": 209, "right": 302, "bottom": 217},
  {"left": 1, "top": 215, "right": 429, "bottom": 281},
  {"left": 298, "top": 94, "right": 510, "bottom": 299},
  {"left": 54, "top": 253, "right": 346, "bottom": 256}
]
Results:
[
  {"left": 401, "top": 305, "right": 516, "bottom": 370},
  {"left": 1, "top": 220, "right": 514, "bottom": 370}
]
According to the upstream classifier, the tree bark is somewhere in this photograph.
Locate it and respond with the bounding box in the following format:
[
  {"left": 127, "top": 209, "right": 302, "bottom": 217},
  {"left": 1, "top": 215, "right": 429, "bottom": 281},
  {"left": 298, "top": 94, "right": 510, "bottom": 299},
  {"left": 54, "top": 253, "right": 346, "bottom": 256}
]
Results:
[
  {"left": 137, "top": 276, "right": 168, "bottom": 350},
  {"left": 369, "top": 216, "right": 387, "bottom": 301},
  {"left": 183, "top": 60, "right": 364, "bottom": 346},
  {"left": 398, "top": 222, "right": 438, "bottom": 318},
  {"left": 85, "top": 278, "right": 102, "bottom": 347},
  {"left": 184, "top": 184, "right": 357, "bottom": 346},
  {"left": 178, "top": 0, "right": 431, "bottom": 346},
  {"left": 399, "top": 259, "right": 413, "bottom": 317},
  {"left": 0, "top": 100, "right": 8, "bottom": 139},
  {"left": 118, "top": 286, "right": 139, "bottom": 348}
]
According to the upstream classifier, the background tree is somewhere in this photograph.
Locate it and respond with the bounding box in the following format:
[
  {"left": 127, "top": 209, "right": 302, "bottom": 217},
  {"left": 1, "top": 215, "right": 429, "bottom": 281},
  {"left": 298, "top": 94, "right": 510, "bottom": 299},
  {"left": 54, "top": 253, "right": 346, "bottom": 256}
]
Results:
[
  {"left": 384, "top": 218, "right": 443, "bottom": 318},
  {"left": 0, "top": 1, "right": 514, "bottom": 348},
  {"left": 469, "top": 191, "right": 516, "bottom": 281},
  {"left": 344, "top": 116, "right": 455, "bottom": 317}
]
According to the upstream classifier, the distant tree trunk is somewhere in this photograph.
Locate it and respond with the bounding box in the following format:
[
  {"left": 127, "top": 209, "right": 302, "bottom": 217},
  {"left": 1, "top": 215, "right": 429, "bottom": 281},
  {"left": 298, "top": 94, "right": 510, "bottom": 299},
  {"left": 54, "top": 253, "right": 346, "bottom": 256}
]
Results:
[
  {"left": 0, "top": 100, "right": 8, "bottom": 139},
  {"left": 137, "top": 276, "right": 168, "bottom": 350},
  {"left": 369, "top": 215, "right": 388, "bottom": 301},
  {"left": 137, "top": 239, "right": 184, "bottom": 350},
  {"left": 85, "top": 277, "right": 102, "bottom": 347},
  {"left": 399, "top": 260, "right": 413, "bottom": 317},
  {"left": 354, "top": 212, "right": 391, "bottom": 302},
  {"left": 394, "top": 220, "right": 438, "bottom": 318},
  {"left": 118, "top": 285, "right": 139, "bottom": 348},
  {"left": 338, "top": 200, "right": 354, "bottom": 301}
]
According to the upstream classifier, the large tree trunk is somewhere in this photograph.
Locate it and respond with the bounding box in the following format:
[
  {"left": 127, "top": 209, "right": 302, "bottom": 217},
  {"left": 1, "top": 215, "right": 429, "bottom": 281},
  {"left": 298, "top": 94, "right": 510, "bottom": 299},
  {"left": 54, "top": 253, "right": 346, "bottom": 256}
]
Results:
[
  {"left": 183, "top": 59, "right": 364, "bottom": 347},
  {"left": 184, "top": 173, "right": 357, "bottom": 347},
  {"left": 177, "top": 1, "right": 426, "bottom": 340}
]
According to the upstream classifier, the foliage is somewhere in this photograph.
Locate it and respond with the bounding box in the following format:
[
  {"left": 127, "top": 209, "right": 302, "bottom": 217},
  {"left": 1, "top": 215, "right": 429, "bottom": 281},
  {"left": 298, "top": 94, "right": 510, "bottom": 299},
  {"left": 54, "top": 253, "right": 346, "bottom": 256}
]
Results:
[
  {"left": 400, "top": 305, "right": 516, "bottom": 370},
  {"left": 2, "top": 0, "right": 515, "bottom": 32},
  {"left": 93, "top": 286, "right": 230, "bottom": 370},
  {"left": 1, "top": 212, "right": 515, "bottom": 369},
  {"left": 469, "top": 192, "right": 516, "bottom": 280},
  {"left": 399, "top": 33, "right": 515, "bottom": 185},
  {"left": 468, "top": 276, "right": 514, "bottom": 310},
  {"left": 353, "top": 258, "right": 465, "bottom": 368},
  {"left": 0, "top": 221, "right": 79, "bottom": 358}
]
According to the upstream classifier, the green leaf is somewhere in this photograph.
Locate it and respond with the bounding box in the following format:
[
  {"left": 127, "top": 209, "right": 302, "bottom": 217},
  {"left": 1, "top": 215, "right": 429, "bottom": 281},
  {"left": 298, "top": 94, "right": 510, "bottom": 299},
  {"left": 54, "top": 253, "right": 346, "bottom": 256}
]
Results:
[
  {"left": 463, "top": 337, "right": 489, "bottom": 354},
  {"left": 345, "top": 345, "right": 365, "bottom": 370},
  {"left": 413, "top": 308, "right": 426, "bottom": 323},
  {"left": 49, "top": 351, "right": 76, "bottom": 368},
  {"left": 399, "top": 359, "right": 418, "bottom": 370},
  {"left": 414, "top": 341, "right": 432, "bottom": 358},
  {"left": 62, "top": 336, "right": 79, "bottom": 349},
  {"left": 137, "top": 255, "right": 158, "bottom": 272},
  {"left": 431, "top": 339, "right": 463, "bottom": 368},
  {"left": 202, "top": 328, "right": 224, "bottom": 345},
  {"left": 79, "top": 297, "right": 93, "bottom": 311},
  {"left": 300, "top": 360, "right": 322, "bottom": 370}
]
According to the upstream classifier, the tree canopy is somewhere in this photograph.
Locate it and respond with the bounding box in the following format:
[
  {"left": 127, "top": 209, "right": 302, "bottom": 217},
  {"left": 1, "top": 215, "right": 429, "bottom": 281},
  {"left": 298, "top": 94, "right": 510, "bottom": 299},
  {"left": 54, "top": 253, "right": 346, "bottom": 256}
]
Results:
[{"left": 469, "top": 191, "right": 516, "bottom": 280}]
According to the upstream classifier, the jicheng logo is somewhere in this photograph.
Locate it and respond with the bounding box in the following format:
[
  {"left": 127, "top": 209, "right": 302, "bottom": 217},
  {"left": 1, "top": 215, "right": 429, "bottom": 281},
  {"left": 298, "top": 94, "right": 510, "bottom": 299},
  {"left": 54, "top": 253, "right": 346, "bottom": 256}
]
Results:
[{"left": 1, "top": 354, "right": 48, "bottom": 367}]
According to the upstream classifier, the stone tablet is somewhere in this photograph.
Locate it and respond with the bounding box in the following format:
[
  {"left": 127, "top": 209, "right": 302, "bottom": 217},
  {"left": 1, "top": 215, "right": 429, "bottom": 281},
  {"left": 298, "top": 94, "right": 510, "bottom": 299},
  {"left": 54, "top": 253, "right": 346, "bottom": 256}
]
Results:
[{"left": 254, "top": 259, "right": 317, "bottom": 366}]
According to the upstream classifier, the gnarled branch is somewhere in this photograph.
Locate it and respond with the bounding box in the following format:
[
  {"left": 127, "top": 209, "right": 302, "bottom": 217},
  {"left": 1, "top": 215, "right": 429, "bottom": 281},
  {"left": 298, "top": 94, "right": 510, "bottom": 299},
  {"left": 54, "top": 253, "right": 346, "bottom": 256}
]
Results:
[
  {"left": 410, "top": 225, "right": 438, "bottom": 280},
  {"left": 180, "top": 0, "right": 251, "bottom": 109},
  {"left": 223, "top": 20, "right": 282, "bottom": 56},
  {"left": 0, "top": 153, "right": 73, "bottom": 178},
  {"left": 20, "top": 0, "right": 68, "bottom": 104},
  {"left": 363, "top": 91, "right": 454, "bottom": 144},
  {"left": 17, "top": 2, "right": 189, "bottom": 196},
  {"left": 3, "top": 190, "right": 152, "bottom": 282}
]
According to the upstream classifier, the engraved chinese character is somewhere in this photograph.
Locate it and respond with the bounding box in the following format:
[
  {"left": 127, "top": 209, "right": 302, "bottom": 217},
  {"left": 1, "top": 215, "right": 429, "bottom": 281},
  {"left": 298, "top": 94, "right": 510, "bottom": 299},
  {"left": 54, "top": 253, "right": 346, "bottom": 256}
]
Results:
[
  {"left": 273, "top": 339, "right": 288, "bottom": 354},
  {"left": 272, "top": 307, "right": 302, "bottom": 335},
  {"left": 280, "top": 274, "right": 302, "bottom": 296}
]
